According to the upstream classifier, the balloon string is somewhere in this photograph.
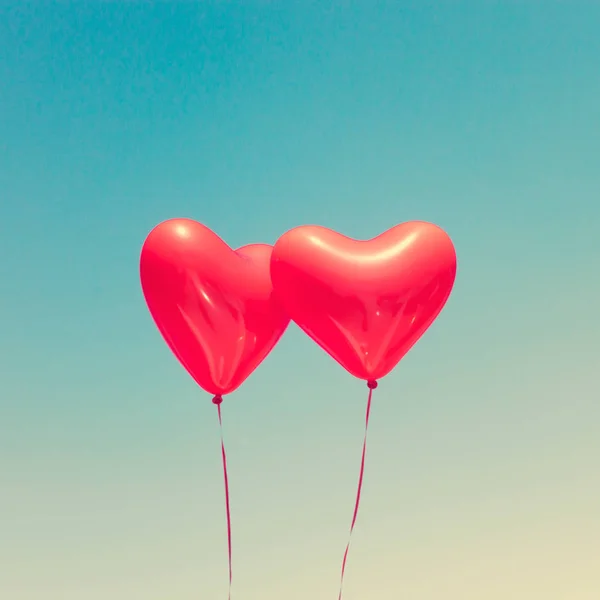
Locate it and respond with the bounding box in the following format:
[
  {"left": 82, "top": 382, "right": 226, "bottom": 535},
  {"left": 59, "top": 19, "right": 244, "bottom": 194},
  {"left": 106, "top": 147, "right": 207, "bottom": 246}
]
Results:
[
  {"left": 214, "top": 396, "right": 232, "bottom": 600},
  {"left": 337, "top": 379, "right": 378, "bottom": 600}
]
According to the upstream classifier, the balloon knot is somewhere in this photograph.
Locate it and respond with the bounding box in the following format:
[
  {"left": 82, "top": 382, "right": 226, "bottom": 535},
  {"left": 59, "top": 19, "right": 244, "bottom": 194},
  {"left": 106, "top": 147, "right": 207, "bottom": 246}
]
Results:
[
  {"left": 367, "top": 380, "right": 378, "bottom": 390},
  {"left": 212, "top": 395, "right": 223, "bottom": 405}
]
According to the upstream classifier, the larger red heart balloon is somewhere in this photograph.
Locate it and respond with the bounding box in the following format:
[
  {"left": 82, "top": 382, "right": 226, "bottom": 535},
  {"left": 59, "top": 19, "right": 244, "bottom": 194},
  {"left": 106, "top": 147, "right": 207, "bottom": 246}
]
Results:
[
  {"left": 270, "top": 221, "right": 457, "bottom": 382},
  {"left": 140, "top": 219, "right": 290, "bottom": 398}
]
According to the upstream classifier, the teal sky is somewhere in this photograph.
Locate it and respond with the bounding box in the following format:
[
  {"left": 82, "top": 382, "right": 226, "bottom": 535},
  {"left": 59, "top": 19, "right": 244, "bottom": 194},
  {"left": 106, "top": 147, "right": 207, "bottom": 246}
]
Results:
[{"left": 1, "top": 3, "right": 599, "bottom": 599}]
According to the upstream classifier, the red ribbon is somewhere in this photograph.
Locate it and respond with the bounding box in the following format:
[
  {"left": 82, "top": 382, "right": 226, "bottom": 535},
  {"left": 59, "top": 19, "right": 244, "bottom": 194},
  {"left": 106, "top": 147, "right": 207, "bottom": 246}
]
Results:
[
  {"left": 213, "top": 396, "right": 232, "bottom": 600},
  {"left": 337, "top": 380, "right": 377, "bottom": 600}
]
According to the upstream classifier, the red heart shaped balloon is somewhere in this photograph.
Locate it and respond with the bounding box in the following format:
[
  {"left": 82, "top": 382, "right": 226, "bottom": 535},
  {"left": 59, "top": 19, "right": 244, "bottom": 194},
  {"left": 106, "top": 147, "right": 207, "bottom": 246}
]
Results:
[
  {"left": 270, "top": 221, "right": 456, "bottom": 381},
  {"left": 140, "top": 219, "right": 290, "bottom": 397}
]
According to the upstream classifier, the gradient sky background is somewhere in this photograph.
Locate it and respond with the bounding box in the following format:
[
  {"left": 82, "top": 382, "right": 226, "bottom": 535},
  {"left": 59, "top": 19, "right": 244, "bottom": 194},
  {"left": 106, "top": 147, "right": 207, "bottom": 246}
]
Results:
[{"left": 1, "top": 3, "right": 599, "bottom": 599}]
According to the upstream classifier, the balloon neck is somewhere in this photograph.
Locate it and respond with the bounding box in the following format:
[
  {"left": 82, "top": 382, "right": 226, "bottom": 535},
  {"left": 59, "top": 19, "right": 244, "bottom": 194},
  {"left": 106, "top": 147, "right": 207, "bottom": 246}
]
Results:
[
  {"left": 367, "top": 380, "right": 378, "bottom": 390},
  {"left": 212, "top": 395, "right": 223, "bottom": 405}
]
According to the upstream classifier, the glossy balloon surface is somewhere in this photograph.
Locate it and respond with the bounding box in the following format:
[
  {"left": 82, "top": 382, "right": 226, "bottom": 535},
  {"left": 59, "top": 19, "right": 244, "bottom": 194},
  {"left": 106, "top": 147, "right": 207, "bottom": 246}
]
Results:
[
  {"left": 270, "top": 221, "right": 456, "bottom": 381},
  {"left": 140, "top": 219, "right": 290, "bottom": 396}
]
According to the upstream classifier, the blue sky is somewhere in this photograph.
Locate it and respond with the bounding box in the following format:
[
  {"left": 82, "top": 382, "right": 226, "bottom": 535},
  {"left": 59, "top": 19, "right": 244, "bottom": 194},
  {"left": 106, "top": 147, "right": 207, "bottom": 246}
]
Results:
[{"left": 1, "top": 3, "right": 599, "bottom": 599}]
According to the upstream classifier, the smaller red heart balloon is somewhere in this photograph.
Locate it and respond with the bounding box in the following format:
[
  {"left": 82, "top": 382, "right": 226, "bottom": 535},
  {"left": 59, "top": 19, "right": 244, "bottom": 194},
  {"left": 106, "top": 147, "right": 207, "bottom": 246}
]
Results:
[
  {"left": 140, "top": 219, "right": 290, "bottom": 397},
  {"left": 270, "top": 221, "right": 457, "bottom": 381}
]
